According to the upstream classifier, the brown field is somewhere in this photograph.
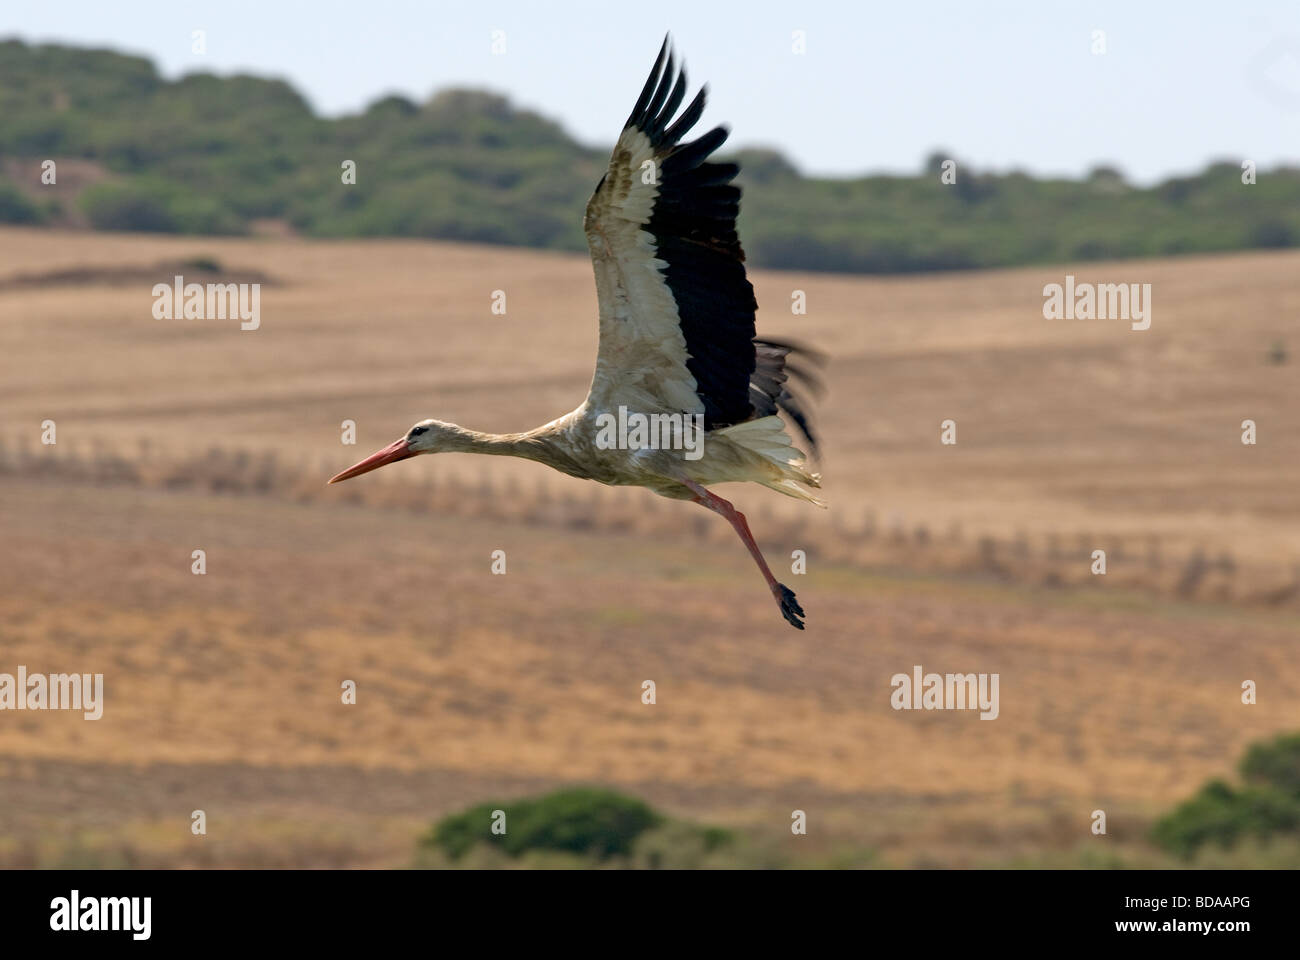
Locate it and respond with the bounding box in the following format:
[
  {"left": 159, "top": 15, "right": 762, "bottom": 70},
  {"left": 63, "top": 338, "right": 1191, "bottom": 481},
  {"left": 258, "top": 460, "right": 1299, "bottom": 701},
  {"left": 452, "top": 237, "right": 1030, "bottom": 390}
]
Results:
[{"left": 1, "top": 225, "right": 1298, "bottom": 867}]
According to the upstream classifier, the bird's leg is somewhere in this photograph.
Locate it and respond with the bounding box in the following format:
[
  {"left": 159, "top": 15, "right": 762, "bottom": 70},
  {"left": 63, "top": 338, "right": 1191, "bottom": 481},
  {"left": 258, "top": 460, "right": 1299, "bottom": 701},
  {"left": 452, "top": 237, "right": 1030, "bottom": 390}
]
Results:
[{"left": 681, "top": 479, "right": 805, "bottom": 630}]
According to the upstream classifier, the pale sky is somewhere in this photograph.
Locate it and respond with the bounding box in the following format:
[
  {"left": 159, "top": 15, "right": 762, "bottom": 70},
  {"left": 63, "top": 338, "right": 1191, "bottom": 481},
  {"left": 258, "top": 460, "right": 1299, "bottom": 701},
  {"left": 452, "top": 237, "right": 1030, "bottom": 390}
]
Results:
[{"left": 6, "top": 0, "right": 1300, "bottom": 183}]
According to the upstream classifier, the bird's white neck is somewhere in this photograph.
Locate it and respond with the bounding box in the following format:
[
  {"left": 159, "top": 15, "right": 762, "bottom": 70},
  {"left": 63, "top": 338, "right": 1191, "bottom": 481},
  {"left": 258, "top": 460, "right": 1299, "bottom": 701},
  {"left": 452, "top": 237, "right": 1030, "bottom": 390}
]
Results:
[{"left": 431, "top": 420, "right": 590, "bottom": 477}]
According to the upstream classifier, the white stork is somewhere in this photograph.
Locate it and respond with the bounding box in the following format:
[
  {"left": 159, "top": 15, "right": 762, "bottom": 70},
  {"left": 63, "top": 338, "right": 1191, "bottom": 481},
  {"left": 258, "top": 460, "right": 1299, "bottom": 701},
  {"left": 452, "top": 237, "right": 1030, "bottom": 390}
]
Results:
[{"left": 330, "top": 37, "right": 825, "bottom": 629}]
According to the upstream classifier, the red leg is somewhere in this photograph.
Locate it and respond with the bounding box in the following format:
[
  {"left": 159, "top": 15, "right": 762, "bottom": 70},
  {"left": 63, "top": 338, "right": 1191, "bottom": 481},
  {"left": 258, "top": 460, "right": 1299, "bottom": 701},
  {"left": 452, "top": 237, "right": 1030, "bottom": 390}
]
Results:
[{"left": 682, "top": 479, "right": 805, "bottom": 630}]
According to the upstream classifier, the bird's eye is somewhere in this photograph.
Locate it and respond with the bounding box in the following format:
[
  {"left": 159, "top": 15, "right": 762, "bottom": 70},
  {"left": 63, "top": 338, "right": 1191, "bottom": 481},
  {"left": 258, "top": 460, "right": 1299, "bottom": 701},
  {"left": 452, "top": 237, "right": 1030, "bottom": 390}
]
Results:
[{"left": 409, "top": 426, "right": 428, "bottom": 438}]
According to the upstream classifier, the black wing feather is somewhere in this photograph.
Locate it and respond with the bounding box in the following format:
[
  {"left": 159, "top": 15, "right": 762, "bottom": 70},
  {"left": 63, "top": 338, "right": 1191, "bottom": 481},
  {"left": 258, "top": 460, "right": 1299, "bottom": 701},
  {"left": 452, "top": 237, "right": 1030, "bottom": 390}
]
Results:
[{"left": 619, "top": 37, "right": 821, "bottom": 456}]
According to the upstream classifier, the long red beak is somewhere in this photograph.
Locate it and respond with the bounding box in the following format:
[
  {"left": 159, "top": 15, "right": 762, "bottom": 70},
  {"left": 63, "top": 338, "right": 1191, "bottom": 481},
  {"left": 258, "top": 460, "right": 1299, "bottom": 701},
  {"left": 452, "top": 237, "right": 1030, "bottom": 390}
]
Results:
[{"left": 328, "top": 438, "right": 415, "bottom": 483}]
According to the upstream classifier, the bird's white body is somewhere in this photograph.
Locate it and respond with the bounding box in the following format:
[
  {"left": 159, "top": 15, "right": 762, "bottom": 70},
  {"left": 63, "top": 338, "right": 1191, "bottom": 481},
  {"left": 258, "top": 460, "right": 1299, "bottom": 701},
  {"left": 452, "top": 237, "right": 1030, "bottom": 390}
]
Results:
[{"left": 401, "top": 408, "right": 820, "bottom": 504}]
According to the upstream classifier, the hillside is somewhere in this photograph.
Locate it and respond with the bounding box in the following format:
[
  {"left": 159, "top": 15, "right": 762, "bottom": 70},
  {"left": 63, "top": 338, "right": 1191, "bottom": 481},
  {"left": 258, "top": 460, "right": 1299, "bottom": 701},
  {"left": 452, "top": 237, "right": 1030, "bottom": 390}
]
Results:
[{"left": 1, "top": 39, "right": 1298, "bottom": 273}]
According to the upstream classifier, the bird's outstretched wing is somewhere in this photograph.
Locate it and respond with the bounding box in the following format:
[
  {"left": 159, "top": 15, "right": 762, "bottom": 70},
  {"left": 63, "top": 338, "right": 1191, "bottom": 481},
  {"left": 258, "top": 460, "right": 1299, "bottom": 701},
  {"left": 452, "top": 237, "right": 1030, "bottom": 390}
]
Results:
[
  {"left": 583, "top": 37, "right": 819, "bottom": 455},
  {"left": 583, "top": 37, "right": 744, "bottom": 427}
]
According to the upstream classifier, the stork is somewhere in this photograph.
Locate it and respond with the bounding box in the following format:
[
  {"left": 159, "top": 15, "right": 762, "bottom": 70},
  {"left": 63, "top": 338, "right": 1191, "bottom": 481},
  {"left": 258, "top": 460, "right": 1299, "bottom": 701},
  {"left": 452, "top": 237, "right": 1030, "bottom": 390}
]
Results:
[{"left": 330, "top": 37, "right": 825, "bottom": 629}]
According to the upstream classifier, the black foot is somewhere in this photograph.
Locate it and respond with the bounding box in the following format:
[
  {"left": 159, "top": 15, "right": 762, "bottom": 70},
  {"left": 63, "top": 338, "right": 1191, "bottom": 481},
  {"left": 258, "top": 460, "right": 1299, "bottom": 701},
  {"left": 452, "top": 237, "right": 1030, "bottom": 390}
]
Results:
[{"left": 775, "top": 583, "right": 805, "bottom": 630}]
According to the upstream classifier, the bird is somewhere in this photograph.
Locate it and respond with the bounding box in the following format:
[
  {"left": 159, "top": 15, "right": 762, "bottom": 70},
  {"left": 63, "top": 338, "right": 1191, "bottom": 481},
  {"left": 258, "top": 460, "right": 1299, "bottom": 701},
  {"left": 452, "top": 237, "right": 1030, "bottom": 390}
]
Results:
[{"left": 329, "top": 36, "right": 825, "bottom": 629}]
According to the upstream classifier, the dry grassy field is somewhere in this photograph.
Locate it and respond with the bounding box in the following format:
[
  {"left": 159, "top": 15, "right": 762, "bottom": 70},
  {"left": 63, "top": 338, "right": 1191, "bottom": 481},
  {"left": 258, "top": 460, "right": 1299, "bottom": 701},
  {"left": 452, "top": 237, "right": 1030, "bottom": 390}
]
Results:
[{"left": 1, "top": 226, "right": 1297, "bottom": 867}]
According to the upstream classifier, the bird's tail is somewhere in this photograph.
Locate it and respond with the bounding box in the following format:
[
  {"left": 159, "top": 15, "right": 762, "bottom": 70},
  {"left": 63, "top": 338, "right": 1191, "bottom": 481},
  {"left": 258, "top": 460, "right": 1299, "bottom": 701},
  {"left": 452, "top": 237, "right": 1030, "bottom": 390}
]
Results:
[
  {"left": 715, "top": 416, "right": 827, "bottom": 507},
  {"left": 761, "top": 475, "right": 825, "bottom": 507}
]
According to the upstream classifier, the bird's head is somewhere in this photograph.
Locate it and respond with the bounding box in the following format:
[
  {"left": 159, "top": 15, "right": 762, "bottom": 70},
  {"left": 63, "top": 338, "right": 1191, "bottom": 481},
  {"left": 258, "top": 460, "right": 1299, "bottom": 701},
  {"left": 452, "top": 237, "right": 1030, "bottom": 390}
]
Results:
[{"left": 327, "top": 419, "right": 452, "bottom": 483}]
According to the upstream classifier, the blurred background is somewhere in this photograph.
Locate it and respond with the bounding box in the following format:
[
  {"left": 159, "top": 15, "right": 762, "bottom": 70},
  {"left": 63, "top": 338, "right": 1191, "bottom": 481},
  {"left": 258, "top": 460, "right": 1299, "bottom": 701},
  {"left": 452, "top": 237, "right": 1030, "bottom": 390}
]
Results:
[{"left": 1, "top": 2, "right": 1298, "bottom": 868}]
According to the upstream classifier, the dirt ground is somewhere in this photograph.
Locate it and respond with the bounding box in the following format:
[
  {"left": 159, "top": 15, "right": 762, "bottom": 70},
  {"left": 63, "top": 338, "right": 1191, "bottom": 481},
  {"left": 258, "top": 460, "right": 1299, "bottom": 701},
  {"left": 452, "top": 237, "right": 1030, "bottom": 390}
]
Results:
[{"left": 1, "top": 228, "right": 1297, "bottom": 866}]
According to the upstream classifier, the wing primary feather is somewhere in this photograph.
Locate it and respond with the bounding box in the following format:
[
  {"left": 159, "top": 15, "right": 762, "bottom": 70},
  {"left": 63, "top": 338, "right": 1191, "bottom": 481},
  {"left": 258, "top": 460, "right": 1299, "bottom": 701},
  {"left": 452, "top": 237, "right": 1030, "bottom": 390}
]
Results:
[
  {"left": 648, "top": 67, "right": 689, "bottom": 140},
  {"left": 664, "top": 126, "right": 730, "bottom": 173},
  {"left": 626, "top": 37, "right": 670, "bottom": 128},
  {"left": 642, "top": 51, "right": 676, "bottom": 131},
  {"left": 662, "top": 85, "right": 707, "bottom": 144}
]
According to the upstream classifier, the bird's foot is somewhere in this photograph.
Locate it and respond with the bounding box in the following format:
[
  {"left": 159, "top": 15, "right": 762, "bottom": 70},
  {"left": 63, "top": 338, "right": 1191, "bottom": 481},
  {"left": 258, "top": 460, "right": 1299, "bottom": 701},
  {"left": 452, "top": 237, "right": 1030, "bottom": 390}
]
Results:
[{"left": 774, "top": 583, "right": 805, "bottom": 630}]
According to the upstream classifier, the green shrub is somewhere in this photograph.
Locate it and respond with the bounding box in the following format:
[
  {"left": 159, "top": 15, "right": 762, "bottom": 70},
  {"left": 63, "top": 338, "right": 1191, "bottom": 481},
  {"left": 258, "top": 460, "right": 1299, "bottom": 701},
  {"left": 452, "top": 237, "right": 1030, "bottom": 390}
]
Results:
[
  {"left": 1240, "top": 732, "right": 1300, "bottom": 794},
  {"left": 1152, "top": 732, "right": 1300, "bottom": 858},
  {"left": 1151, "top": 780, "right": 1300, "bottom": 858},
  {"left": 424, "top": 787, "right": 663, "bottom": 862}
]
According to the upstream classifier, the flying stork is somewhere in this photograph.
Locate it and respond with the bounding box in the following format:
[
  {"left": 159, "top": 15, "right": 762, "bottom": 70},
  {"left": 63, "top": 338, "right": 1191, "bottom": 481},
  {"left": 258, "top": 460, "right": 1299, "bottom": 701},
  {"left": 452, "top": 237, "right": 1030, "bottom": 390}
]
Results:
[{"left": 330, "top": 37, "right": 825, "bottom": 629}]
